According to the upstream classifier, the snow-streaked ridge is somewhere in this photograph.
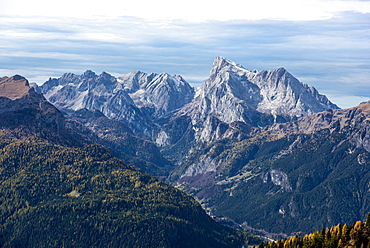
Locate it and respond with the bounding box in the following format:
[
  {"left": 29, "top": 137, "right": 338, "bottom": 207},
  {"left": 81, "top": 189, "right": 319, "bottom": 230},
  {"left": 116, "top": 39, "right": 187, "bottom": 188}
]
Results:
[
  {"left": 40, "top": 70, "right": 195, "bottom": 139},
  {"left": 39, "top": 57, "right": 339, "bottom": 145},
  {"left": 174, "top": 56, "right": 339, "bottom": 144}
]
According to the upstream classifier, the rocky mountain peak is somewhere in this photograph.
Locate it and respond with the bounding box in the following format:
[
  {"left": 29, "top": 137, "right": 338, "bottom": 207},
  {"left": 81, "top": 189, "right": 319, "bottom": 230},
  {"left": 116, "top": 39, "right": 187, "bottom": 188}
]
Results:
[
  {"left": 40, "top": 70, "right": 196, "bottom": 139},
  {"left": 351, "top": 100, "right": 370, "bottom": 116},
  {"left": 0, "top": 75, "right": 31, "bottom": 100},
  {"left": 171, "top": 57, "right": 339, "bottom": 144},
  {"left": 118, "top": 70, "right": 157, "bottom": 93},
  {"left": 0, "top": 75, "right": 65, "bottom": 136},
  {"left": 12, "top": 74, "right": 28, "bottom": 82},
  {"left": 211, "top": 56, "right": 245, "bottom": 72},
  {"left": 82, "top": 70, "right": 97, "bottom": 79},
  {"left": 122, "top": 71, "right": 195, "bottom": 118},
  {"left": 58, "top": 72, "right": 80, "bottom": 84},
  {"left": 211, "top": 56, "right": 229, "bottom": 73},
  {"left": 250, "top": 67, "right": 339, "bottom": 117},
  {"left": 38, "top": 58, "right": 339, "bottom": 146},
  {"left": 98, "top": 71, "right": 114, "bottom": 80}
]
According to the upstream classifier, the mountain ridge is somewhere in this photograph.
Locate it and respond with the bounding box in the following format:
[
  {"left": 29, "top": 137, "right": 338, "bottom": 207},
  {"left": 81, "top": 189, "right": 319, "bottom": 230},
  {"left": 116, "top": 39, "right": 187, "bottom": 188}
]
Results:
[
  {"left": 158, "top": 56, "right": 339, "bottom": 149},
  {"left": 17, "top": 56, "right": 370, "bottom": 237},
  {"left": 0, "top": 75, "right": 73, "bottom": 146},
  {"left": 0, "top": 75, "right": 31, "bottom": 100},
  {"left": 39, "top": 57, "right": 338, "bottom": 144},
  {"left": 174, "top": 100, "right": 370, "bottom": 236},
  {"left": 0, "top": 73, "right": 254, "bottom": 247}
]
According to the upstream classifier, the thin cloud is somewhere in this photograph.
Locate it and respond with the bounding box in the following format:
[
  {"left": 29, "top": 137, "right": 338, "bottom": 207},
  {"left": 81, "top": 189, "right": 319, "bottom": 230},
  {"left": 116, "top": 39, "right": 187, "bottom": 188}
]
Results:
[
  {"left": 0, "top": 12, "right": 369, "bottom": 108},
  {"left": 2, "top": 0, "right": 370, "bottom": 21}
]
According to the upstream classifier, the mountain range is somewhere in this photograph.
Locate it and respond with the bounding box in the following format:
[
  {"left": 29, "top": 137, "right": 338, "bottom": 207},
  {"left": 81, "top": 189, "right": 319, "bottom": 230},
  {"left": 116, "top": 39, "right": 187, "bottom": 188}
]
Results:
[
  {"left": 4, "top": 56, "right": 370, "bottom": 239},
  {"left": 0, "top": 75, "right": 255, "bottom": 247},
  {"left": 35, "top": 56, "right": 338, "bottom": 144}
]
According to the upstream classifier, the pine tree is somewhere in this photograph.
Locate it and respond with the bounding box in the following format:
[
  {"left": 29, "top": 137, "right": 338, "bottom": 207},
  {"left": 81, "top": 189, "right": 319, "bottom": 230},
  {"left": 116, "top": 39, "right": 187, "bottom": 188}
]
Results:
[
  {"left": 326, "top": 228, "right": 332, "bottom": 241},
  {"left": 365, "top": 213, "right": 370, "bottom": 228},
  {"left": 342, "top": 223, "right": 350, "bottom": 245},
  {"left": 258, "top": 241, "right": 265, "bottom": 248},
  {"left": 337, "top": 239, "right": 343, "bottom": 248}
]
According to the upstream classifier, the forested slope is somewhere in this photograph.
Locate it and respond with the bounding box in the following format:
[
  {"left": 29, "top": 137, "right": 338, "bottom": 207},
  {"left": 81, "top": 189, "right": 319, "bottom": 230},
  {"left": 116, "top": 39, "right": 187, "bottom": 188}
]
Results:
[
  {"left": 0, "top": 75, "right": 256, "bottom": 247},
  {"left": 0, "top": 141, "right": 252, "bottom": 247}
]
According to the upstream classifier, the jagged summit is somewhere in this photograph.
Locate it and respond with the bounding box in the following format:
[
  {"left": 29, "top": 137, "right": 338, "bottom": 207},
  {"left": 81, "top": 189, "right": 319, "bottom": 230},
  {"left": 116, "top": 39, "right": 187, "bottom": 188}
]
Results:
[
  {"left": 211, "top": 56, "right": 246, "bottom": 73},
  {"left": 166, "top": 57, "right": 340, "bottom": 144},
  {"left": 38, "top": 58, "right": 339, "bottom": 145},
  {"left": 82, "top": 70, "right": 97, "bottom": 78},
  {"left": 117, "top": 70, "right": 195, "bottom": 118},
  {"left": 186, "top": 57, "right": 338, "bottom": 122},
  {"left": 40, "top": 69, "right": 195, "bottom": 139},
  {"left": 209, "top": 57, "right": 338, "bottom": 117}
]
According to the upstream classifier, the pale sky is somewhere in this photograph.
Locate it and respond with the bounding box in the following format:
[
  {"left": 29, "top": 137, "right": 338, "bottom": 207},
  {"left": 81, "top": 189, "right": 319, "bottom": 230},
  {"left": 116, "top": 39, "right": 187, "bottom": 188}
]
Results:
[
  {"left": 2, "top": 0, "right": 370, "bottom": 21},
  {"left": 1, "top": 0, "right": 370, "bottom": 108}
]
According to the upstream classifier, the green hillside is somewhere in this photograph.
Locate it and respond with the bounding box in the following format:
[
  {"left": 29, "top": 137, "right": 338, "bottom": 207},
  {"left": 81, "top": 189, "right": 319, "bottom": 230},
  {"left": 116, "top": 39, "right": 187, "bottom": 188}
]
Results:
[{"left": 0, "top": 140, "right": 252, "bottom": 247}]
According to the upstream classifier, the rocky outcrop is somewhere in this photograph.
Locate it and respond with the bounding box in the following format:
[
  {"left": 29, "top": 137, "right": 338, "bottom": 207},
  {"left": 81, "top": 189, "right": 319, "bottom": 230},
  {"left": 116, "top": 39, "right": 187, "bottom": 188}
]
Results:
[
  {"left": 182, "top": 56, "right": 338, "bottom": 122},
  {"left": 0, "top": 75, "right": 68, "bottom": 143},
  {"left": 262, "top": 169, "right": 292, "bottom": 192},
  {"left": 39, "top": 57, "right": 338, "bottom": 145},
  {"left": 166, "top": 57, "right": 338, "bottom": 145},
  {"left": 249, "top": 67, "right": 338, "bottom": 117},
  {"left": 40, "top": 70, "right": 195, "bottom": 139},
  {"left": 0, "top": 75, "right": 31, "bottom": 100},
  {"left": 261, "top": 101, "right": 370, "bottom": 151},
  {"left": 118, "top": 71, "right": 195, "bottom": 118},
  {"left": 0, "top": 75, "right": 63, "bottom": 124}
]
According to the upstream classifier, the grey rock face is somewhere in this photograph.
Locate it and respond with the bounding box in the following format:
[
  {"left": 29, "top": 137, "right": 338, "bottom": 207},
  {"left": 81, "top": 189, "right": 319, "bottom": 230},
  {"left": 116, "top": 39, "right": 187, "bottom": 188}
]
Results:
[
  {"left": 40, "top": 71, "right": 153, "bottom": 138},
  {"left": 346, "top": 105, "right": 370, "bottom": 153},
  {"left": 190, "top": 57, "right": 338, "bottom": 121},
  {"left": 179, "top": 57, "right": 262, "bottom": 125},
  {"left": 172, "top": 56, "right": 338, "bottom": 144},
  {"left": 40, "top": 70, "right": 194, "bottom": 139},
  {"left": 250, "top": 67, "right": 338, "bottom": 117},
  {"left": 262, "top": 169, "right": 292, "bottom": 192},
  {"left": 118, "top": 71, "right": 195, "bottom": 118},
  {"left": 39, "top": 57, "right": 339, "bottom": 145},
  {"left": 182, "top": 157, "right": 218, "bottom": 177}
]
